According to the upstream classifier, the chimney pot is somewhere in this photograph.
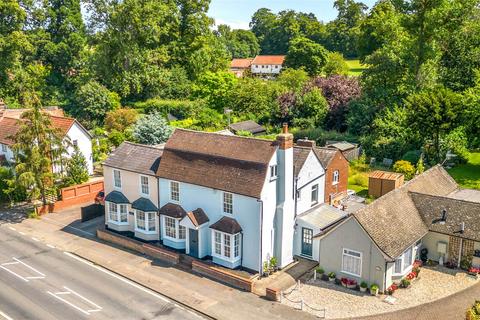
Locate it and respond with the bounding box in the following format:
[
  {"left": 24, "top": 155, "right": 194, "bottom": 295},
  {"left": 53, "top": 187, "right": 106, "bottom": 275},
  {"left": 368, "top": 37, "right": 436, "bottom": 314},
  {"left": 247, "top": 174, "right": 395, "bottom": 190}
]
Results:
[{"left": 282, "top": 123, "right": 288, "bottom": 134}]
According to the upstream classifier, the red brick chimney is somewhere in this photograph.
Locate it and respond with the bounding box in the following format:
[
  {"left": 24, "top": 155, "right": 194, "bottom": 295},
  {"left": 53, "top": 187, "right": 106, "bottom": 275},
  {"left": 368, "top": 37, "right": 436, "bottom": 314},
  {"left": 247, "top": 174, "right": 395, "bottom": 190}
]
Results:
[
  {"left": 276, "top": 123, "right": 293, "bottom": 150},
  {"left": 296, "top": 137, "right": 315, "bottom": 148}
]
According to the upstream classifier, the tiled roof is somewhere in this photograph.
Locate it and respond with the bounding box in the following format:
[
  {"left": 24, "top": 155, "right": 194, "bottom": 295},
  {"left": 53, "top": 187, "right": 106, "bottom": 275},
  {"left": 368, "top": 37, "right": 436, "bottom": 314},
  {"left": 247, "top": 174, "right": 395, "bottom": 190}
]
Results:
[
  {"left": 411, "top": 192, "right": 480, "bottom": 242},
  {"left": 369, "top": 170, "right": 404, "bottom": 181},
  {"left": 159, "top": 203, "right": 187, "bottom": 219},
  {"left": 103, "top": 141, "right": 163, "bottom": 176},
  {"left": 327, "top": 141, "right": 357, "bottom": 151},
  {"left": 0, "top": 117, "right": 20, "bottom": 145},
  {"left": 131, "top": 197, "right": 158, "bottom": 212},
  {"left": 228, "top": 120, "right": 266, "bottom": 135},
  {"left": 313, "top": 147, "right": 338, "bottom": 169},
  {"left": 156, "top": 129, "right": 277, "bottom": 198},
  {"left": 353, "top": 165, "right": 458, "bottom": 260},
  {"left": 49, "top": 116, "right": 75, "bottom": 135},
  {"left": 210, "top": 216, "right": 242, "bottom": 234},
  {"left": 230, "top": 58, "right": 253, "bottom": 69},
  {"left": 185, "top": 208, "right": 210, "bottom": 227},
  {"left": 252, "top": 55, "right": 286, "bottom": 65},
  {"left": 293, "top": 147, "right": 311, "bottom": 177},
  {"left": 105, "top": 191, "right": 130, "bottom": 204}
]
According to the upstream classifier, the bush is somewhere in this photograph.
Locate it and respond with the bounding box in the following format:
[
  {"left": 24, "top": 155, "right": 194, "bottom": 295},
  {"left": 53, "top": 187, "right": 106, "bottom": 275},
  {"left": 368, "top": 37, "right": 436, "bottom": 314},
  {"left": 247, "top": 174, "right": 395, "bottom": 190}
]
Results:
[
  {"left": 316, "top": 267, "right": 325, "bottom": 274},
  {"left": 0, "top": 166, "right": 27, "bottom": 204},
  {"left": 131, "top": 99, "right": 205, "bottom": 120},
  {"left": 360, "top": 281, "right": 368, "bottom": 288},
  {"left": 393, "top": 160, "right": 416, "bottom": 180},
  {"left": 328, "top": 271, "right": 336, "bottom": 278},
  {"left": 293, "top": 128, "right": 358, "bottom": 147},
  {"left": 401, "top": 150, "right": 422, "bottom": 164},
  {"left": 348, "top": 173, "right": 368, "bottom": 187},
  {"left": 466, "top": 301, "right": 480, "bottom": 320},
  {"left": 400, "top": 278, "right": 411, "bottom": 288}
]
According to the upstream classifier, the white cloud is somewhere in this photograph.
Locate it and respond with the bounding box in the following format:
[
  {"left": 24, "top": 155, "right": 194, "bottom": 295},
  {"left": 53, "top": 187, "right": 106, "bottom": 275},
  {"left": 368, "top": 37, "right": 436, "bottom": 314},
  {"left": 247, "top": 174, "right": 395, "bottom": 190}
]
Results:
[{"left": 213, "top": 18, "right": 250, "bottom": 30}]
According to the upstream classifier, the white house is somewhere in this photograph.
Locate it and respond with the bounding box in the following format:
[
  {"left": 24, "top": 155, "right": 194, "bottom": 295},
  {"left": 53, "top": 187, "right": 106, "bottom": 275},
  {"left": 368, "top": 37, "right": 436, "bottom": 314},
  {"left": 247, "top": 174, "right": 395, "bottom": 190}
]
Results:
[
  {"left": 251, "top": 55, "right": 285, "bottom": 77},
  {"left": 0, "top": 114, "right": 93, "bottom": 175}
]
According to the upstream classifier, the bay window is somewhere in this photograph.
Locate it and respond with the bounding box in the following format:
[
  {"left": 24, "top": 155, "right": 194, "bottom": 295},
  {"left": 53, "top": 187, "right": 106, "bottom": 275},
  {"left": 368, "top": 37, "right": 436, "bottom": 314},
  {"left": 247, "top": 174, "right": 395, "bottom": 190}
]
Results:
[
  {"left": 108, "top": 202, "right": 128, "bottom": 224},
  {"left": 135, "top": 210, "right": 156, "bottom": 233},
  {"left": 165, "top": 216, "right": 177, "bottom": 238},
  {"left": 212, "top": 230, "right": 241, "bottom": 262},
  {"left": 342, "top": 248, "right": 362, "bottom": 277},
  {"left": 163, "top": 216, "right": 185, "bottom": 241}
]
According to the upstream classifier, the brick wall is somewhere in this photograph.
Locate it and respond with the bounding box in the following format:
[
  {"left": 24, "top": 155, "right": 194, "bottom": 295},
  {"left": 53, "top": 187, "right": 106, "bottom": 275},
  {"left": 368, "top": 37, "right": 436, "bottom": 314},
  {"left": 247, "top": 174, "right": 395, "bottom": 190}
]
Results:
[
  {"left": 191, "top": 260, "right": 253, "bottom": 292},
  {"left": 97, "top": 228, "right": 180, "bottom": 265},
  {"left": 324, "top": 151, "right": 349, "bottom": 203}
]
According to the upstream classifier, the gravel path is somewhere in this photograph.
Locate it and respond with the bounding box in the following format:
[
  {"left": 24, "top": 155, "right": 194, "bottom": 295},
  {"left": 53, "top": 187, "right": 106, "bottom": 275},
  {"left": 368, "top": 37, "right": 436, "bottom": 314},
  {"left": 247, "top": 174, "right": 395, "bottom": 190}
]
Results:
[{"left": 281, "top": 266, "right": 478, "bottom": 319}]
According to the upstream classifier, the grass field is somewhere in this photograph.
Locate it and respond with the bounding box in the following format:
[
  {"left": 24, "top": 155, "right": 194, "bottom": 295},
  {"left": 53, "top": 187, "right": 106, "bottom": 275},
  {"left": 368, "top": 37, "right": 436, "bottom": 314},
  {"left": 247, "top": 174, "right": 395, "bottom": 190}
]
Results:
[
  {"left": 447, "top": 152, "right": 480, "bottom": 190},
  {"left": 346, "top": 59, "right": 366, "bottom": 76}
]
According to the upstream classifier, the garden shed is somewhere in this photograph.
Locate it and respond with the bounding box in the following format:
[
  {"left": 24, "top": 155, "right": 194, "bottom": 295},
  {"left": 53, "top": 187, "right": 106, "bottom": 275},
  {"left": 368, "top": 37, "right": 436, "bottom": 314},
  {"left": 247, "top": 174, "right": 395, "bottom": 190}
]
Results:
[{"left": 368, "top": 170, "right": 404, "bottom": 198}]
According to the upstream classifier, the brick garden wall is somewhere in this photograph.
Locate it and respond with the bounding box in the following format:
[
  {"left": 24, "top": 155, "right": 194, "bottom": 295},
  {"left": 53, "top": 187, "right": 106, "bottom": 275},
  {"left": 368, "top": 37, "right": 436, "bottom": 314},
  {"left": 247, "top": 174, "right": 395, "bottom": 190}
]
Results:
[{"left": 191, "top": 260, "right": 253, "bottom": 292}]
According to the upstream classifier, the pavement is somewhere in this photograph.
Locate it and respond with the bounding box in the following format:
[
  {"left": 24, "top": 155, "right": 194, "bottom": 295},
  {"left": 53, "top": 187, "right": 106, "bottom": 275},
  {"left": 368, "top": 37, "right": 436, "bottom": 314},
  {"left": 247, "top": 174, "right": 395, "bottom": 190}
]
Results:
[
  {"left": 0, "top": 225, "right": 201, "bottom": 320},
  {"left": 0, "top": 206, "right": 315, "bottom": 320}
]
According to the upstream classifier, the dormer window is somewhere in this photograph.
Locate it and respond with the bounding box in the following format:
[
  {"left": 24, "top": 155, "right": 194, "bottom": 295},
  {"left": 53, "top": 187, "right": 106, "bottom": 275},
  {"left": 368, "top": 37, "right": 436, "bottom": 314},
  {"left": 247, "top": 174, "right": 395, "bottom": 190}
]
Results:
[
  {"left": 270, "top": 165, "right": 278, "bottom": 180},
  {"left": 223, "top": 192, "right": 233, "bottom": 214}
]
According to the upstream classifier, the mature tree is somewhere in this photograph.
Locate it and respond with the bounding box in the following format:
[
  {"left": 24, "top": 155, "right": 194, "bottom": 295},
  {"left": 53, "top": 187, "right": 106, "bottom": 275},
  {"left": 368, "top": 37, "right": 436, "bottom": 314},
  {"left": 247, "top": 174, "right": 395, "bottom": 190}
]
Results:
[
  {"left": 285, "top": 37, "right": 328, "bottom": 76},
  {"left": 64, "top": 146, "right": 89, "bottom": 186},
  {"left": 105, "top": 108, "right": 138, "bottom": 132},
  {"left": 192, "top": 71, "right": 236, "bottom": 111},
  {"left": 310, "top": 75, "right": 361, "bottom": 131},
  {"left": 69, "top": 80, "right": 121, "bottom": 127},
  {"left": 215, "top": 25, "right": 259, "bottom": 58},
  {"left": 294, "top": 87, "right": 329, "bottom": 128},
  {"left": 133, "top": 112, "right": 173, "bottom": 145},
  {"left": 324, "top": 52, "right": 349, "bottom": 76},
  {"left": 393, "top": 160, "right": 415, "bottom": 179},
  {"left": 405, "top": 87, "right": 463, "bottom": 163},
  {"left": 275, "top": 68, "right": 310, "bottom": 93},
  {"left": 11, "top": 95, "right": 68, "bottom": 206}
]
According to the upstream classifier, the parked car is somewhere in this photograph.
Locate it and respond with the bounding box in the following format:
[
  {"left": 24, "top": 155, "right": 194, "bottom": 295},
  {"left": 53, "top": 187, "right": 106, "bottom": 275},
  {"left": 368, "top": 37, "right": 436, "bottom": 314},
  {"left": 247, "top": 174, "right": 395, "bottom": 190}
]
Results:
[{"left": 95, "top": 191, "right": 105, "bottom": 206}]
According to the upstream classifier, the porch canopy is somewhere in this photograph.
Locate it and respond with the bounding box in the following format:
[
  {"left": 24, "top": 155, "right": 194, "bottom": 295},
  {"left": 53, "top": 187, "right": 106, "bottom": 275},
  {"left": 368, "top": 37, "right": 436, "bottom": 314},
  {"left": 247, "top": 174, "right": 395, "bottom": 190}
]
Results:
[
  {"left": 105, "top": 191, "right": 129, "bottom": 204},
  {"left": 181, "top": 208, "right": 209, "bottom": 229}
]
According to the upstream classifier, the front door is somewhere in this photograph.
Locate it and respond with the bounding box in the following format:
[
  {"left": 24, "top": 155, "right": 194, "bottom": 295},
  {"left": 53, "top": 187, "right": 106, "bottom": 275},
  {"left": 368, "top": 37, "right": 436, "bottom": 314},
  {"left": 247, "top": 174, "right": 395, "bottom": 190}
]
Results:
[
  {"left": 189, "top": 229, "right": 199, "bottom": 258},
  {"left": 301, "top": 228, "right": 313, "bottom": 257}
]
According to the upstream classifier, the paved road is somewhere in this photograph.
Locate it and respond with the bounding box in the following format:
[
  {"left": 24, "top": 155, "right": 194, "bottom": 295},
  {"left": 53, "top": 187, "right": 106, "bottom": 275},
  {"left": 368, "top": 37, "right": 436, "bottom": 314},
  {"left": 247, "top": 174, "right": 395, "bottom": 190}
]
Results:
[{"left": 0, "top": 227, "right": 203, "bottom": 320}]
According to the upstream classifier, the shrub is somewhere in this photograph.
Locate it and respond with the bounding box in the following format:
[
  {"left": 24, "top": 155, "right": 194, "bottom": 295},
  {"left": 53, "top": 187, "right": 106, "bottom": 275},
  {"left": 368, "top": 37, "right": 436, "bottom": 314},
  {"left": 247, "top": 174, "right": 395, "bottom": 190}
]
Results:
[
  {"left": 466, "top": 301, "right": 480, "bottom": 320},
  {"left": 400, "top": 278, "right": 411, "bottom": 288},
  {"left": 316, "top": 267, "right": 325, "bottom": 274},
  {"left": 370, "top": 284, "right": 379, "bottom": 292},
  {"left": 328, "top": 271, "right": 336, "bottom": 278},
  {"left": 131, "top": 99, "right": 205, "bottom": 120},
  {"left": 348, "top": 173, "right": 368, "bottom": 187},
  {"left": 360, "top": 281, "right": 368, "bottom": 288},
  {"left": 393, "top": 160, "right": 416, "bottom": 180}
]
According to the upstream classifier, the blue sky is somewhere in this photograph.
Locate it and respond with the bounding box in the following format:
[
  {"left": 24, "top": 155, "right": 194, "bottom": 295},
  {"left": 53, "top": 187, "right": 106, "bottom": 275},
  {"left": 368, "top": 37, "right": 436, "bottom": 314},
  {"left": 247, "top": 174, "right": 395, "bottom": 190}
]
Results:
[{"left": 208, "top": 0, "right": 377, "bottom": 29}]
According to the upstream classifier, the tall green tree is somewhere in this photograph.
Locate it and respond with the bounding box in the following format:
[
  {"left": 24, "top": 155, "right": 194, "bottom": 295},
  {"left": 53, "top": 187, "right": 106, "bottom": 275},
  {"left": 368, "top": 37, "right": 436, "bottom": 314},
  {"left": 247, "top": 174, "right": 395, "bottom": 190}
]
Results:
[
  {"left": 64, "top": 146, "right": 89, "bottom": 186},
  {"left": 133, "top": 112, "right": 173, "bottom": 145},
  {"left": 11, "top": 95, "right": 68, "bottom": 206},
  {"left": 285, "top": 37, "right": 328, "bottom": 76}
]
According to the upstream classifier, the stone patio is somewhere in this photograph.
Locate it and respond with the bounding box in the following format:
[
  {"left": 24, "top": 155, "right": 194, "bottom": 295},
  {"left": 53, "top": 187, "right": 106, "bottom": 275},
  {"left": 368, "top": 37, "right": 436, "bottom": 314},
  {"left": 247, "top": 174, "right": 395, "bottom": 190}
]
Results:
[{"left": 281, "top": 266, "right": 479, "bottom": 319}]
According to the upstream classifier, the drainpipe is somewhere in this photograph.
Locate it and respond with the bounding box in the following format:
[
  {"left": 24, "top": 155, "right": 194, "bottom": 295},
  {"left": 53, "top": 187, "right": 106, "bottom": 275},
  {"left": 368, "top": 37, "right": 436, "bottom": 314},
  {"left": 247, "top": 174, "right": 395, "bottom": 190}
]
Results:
[
  {"left": 240, "top": 230, "right": 244, "bottom": 268},
  {"left": 157, "top": 178, "right": 162, "bottom": 243},
  {"left": 257, "top": 199, "right": 264, "bottom": 274},
  {"left": 294, "top": 169, "right": 299, "bottom": 218},
  {"left": 458, "top": 238, "right": 463, "bottom": 268}
]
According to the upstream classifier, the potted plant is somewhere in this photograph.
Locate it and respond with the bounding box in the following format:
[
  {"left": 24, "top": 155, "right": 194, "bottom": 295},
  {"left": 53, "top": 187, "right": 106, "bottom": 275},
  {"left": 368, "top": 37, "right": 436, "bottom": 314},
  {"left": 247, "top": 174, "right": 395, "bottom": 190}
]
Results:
[
  {"left": 400, "top": 278, "right": 411, "bottom": 288},
  {"left": 269, "top": 257, "right": 278, "bottom": 272},
  {"left": 386, "top": 283, "right": 398, "bottom": 295},
  {"left": 346, "top": 279, "right": 357, "bottom": 289},
  {"left": 360, "top": 281, "right": 368, "bottom": 292},
  {"left": 328, "top": 272, "right": 336, "bottom": 282},
  {"left": 263, "top": 261, "right": 270, "bottom": 277},
  {"left": 370, "top": 284, "right": 379, "bottom": 296},
  {"left": 316, "top": 267, "right": 325, "bottom": 275},
  {"left": 341, "top": 277, "right": 348, "bottom": 287}
]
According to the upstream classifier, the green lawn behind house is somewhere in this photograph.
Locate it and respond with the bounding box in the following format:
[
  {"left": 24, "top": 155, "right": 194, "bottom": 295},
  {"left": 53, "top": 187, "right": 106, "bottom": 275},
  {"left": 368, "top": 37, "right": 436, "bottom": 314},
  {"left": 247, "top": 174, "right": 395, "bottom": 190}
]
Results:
[
  {"left": 447, "top": 152, "right": 480, "bottom": 190},
  {"left": 346, "top": 59, "right": 366, "bottom": 76}
]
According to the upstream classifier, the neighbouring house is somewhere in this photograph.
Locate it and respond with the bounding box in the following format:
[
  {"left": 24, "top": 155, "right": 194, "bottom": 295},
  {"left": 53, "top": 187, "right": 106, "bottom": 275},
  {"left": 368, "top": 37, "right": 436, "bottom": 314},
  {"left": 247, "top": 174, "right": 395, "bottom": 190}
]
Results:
[
  {"left": 312, "top": 165, "right": 480, "bottom": 292},
  {"left": 251, "top": 55, "right": 285, "bottom": 77},
  {"left": 103, "top": 125, "right": 341, "bottom": 274},
  {"left": 230, "top": 58, "right": 253, "bottom": 77},
  {"left": 368, "top": 170, "right": 404, "bottom": 198},
  {"left": 103, "top": 142, "right": 163, "bottom": 242},
  {"left": 326, "top": 140, "right": 361, "bottom": 161},
  {"left": 228, "top": 120, "right": 266, "bottom": 136},
  {"left": 0, "top": 113, "right": 94, "bottom": 175}
]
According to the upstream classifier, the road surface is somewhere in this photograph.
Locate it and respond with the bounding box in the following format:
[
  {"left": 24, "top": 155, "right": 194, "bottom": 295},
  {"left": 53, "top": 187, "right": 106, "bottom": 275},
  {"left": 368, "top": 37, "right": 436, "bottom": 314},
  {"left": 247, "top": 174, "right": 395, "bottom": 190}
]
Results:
[{"left": 0, "top": 226, "right": 203, "bottom": 320}]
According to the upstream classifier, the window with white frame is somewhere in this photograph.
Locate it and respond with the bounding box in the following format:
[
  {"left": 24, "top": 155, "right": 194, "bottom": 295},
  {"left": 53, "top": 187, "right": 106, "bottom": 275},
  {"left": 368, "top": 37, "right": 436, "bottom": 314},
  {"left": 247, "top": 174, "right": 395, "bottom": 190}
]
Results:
[
  {"left": 179, "top": 225, "right": 186, "bottom": 239},
  {"left": 1, "top": 144, "right": 7, "bottom": 152},
  {"left": 72, "top": 139, "right": 78, "bottom": 147},
  {"left": 311, "top": 184, "right": 319, "bottom": 205},
  {"left": 342, "top": 248, "right": 362, "bottom": 277},
  {"left": 394, "top": 246, "right": 413, "bottom": 274},
  {"left": 333, "top": 170, "right": 339, "bottom": 185},
  {"left": 212, "top": 230, "right": 241, "bottom": 261},
  {"left": 223, "top": 192, "right": 233, "bottom": 214},
  {"left": 164, "top": 216, "right": 176, "bottom": 238},
  {"left": 270, "top": 165, "right": 278, "bottom": 180},
  {"left": 170, "top": 181, "right": 179, "bottom": 201},
  {"left": 108, "top": 202, "right": 128, "bottom": 224},
  {"left": 140, "top": 176, "right": 149, "bottom": 196},
  {"left": 113, "top": 170, "right": 121, "bottom": 188},
  {"left": 136, "top": 210, "right": 156, "bottom": 232}
]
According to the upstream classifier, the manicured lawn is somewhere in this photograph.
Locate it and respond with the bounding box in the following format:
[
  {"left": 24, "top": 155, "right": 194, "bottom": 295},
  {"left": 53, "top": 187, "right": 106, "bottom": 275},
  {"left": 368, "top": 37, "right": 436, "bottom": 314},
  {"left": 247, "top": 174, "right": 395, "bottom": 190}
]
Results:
[
  {"left": 447, "top": 152, "right": 480, "bottom": 190},
  {"left": 346, "top": 59, "right": 366, "bottom": 76}
]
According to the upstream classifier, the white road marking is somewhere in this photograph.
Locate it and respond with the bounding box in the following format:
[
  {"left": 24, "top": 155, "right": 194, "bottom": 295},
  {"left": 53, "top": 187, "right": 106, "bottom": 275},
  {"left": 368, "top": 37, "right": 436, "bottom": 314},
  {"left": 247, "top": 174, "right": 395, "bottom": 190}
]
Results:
[
  {"left": 47, "top": 291, "right": 90, "bottom": 316},
  {"left": 31, "top": 237, "right": 40, "bottom": 242},
  {"left": 63, "top": 286, "right": 102, "bottom": 311},
  {"left": 41, "top": 217, "right": 95, "bottom": 236},
  {"left": 12, "top": 258, "right": 46, "bottom": 278},
  {"left": 0, "top": 309, "right": 14, "bottom": 320},
  {"left": 8, "top": 227, "right": 16, "bottom": 231},
  {"left": 47, "top": 244, "right": 55, "bottom": 249},
  {"left": 63, "top": 251, "right": 203, "bottom": 318},
  {"left": 0, "top": 266, "right": 28, "bottom": 282}
]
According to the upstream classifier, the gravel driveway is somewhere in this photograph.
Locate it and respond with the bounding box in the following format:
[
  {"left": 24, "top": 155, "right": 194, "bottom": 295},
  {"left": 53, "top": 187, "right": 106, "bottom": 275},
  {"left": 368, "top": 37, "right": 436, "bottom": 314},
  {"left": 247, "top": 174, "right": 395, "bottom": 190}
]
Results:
[{"left": 281, "top": 266, "right": 478, "bottom": 319}]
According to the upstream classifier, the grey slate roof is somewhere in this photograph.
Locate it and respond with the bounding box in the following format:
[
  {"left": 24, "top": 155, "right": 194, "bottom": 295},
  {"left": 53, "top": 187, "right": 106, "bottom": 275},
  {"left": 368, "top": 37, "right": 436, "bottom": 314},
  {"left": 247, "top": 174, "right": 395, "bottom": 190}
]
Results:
[
  {"left": 210, "top": 216, "right": 242, "bottom": 234},
  {"left": 159, "top": 203, "right": 187, "bottom": 219},
  {"left": 411, "top": 192, "right": 480, "bottom": 242},
  {"left": 228, "top": 120, "right": 266, "bottom": 135},
  {"left": 105, "top": 191, "right": 130, "bottom": 204},
  {"left": 313, "top": 147, "right": 338, "bottom": 168},
  {"left": 297, "top": 204, "right": 348, "bottom": 232},
  {"left": 185, "top": 208, "right": 210, "bottom": 227},
  {"left": 103, "top": 141, "right": 163, "bottom": 176},
  {"left": 353, "top": 165, "right": 459, "bottom": 260},
  {"left": 448, "top": 189, "right": 480, "bottom": 203},
  {"left": 131, "top": 197, "right": 158, "bottom": 212},
  {"left": 293, "top": 147, "right": 311, "bottom": 176}
]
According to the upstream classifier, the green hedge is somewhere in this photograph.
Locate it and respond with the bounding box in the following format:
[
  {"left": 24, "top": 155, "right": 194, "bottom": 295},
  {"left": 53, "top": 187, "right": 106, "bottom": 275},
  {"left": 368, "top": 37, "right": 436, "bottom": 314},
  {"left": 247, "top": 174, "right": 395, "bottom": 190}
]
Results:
[
  {"left": 293, "top": 128, "right": 359, "bottom": 146},
  {"left": 131, "top": 99, "right": 206, "bottom": 119}
]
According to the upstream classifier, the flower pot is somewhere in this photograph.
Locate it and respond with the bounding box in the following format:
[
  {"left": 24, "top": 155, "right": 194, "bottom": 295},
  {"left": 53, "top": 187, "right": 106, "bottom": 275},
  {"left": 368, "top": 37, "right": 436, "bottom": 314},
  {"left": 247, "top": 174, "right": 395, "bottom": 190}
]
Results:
[
  {"left": 370, "top": 288, "right": 379, "bottom": 296},
  {"left": 360, "top": 287, "right": 367, "bottom": 292},
  {"left": 329, "top": 277, "right": 335, "bottom": 282},
  {"left": 347, "top": 284, "right": 357, "bottom": 289}
]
